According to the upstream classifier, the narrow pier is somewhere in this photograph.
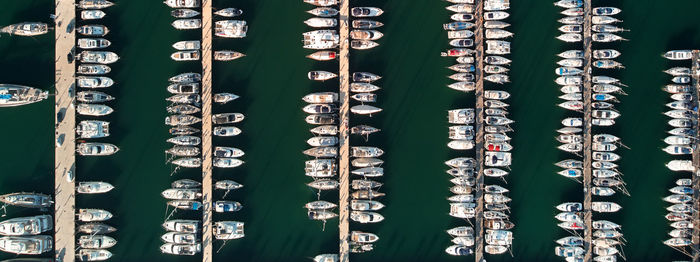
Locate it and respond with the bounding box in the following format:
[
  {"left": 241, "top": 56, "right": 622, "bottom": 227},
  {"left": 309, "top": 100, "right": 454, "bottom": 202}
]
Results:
[
  {"left": 200, "top": 0, "right": 214, "bottom": 261},
  {"left": 581, "top": 0, "right": 594, "bottom": 261},
  {"left": 337, "top": 0, "right": 351, "bottom": 261},
  {"left": 54, "top": 0, "right": 77, "bottom": 260},
  {"left": 473, "top": 0, "right": 486, "bottom": 261},
  {"left": 691, "top": 50, "right": 700, "bottom": 262}
]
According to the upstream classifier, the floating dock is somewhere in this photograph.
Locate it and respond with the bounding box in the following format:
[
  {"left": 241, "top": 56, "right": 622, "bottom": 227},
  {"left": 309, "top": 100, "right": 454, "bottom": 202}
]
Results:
[
  {"left": 54, "top": 0, "right": 77, "bottom": 260},
  {"left": 692, "top": 50, "right": 700, "bottom": 262},
  {"left": 473, "top": 0, "right": 486, "bottom": 261},
  {"left": 337, "top": 0, "right": 351, "bottom": 261},
  {"left": 582, "top": 0, "right": 594, "bottom": 261},
  {"left": 201, "top": 0, "right": 214, "bottom": 261}
]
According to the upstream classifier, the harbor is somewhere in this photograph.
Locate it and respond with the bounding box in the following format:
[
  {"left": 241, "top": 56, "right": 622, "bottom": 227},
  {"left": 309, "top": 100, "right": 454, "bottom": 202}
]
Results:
[{"left": 2, "top": 0, "right": 700, "bottom": 261}]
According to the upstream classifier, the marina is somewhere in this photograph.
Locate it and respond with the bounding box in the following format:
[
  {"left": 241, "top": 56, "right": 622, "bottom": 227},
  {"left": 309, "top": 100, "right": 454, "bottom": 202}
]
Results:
[{"left": 2, "top": 0, "right": 700, "bottom": 261}]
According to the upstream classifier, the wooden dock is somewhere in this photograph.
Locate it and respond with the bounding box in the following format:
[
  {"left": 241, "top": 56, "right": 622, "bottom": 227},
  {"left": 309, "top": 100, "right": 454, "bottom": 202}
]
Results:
[
  {"left": 201, "top": 0, "right": 214, "bottom": 261},
  {"left": 691, "top": 50, "right": 700, "bottom": 262},
  {"left": 54, "top": 0, "right": 77, "bottom": 260},
  {"left": 337, "top": 0, "right": 351, "bottom": 261},
  {"left": 581, "top": 0, "right": 594, "bottom": 261},
  {"left": 473, "top": 0, "right": 486, "bottom": 261}
]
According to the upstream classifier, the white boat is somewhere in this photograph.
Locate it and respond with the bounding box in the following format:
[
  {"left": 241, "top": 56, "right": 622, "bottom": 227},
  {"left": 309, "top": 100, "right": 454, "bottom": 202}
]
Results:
[
  {"left": 214, "top": 93, "right": 239, "bottom": 104},
  {"left": 486, "top": 29, "right": 513, "bottom": 39},
  {"left": 164, "top": 0, "right": 200, "bottom": 8},
  {"left": 172, "top": 158, "right": 201, "bottom": 168},
  {"left": 77, "top": 76, "right": 114, "bottom": 88},
  {"left": 213, "top": 158, "right": 244, "bottom": 168},
  {"left": 78, "top": 235, "right": 117, "bottom": 249},
  {"left": 0, "top": 84, "right": 48, "bottom": 107},
  {"left": 77, "top": 51, "right": 119, "bottom": 64},
  {"left": 172, "top": 19, "right": 202, "bottom": 29},
  {"left": 592, "top": 16, "right": 622, "bottom": 24},
  {"left": 0, "top": 215, "right": 52, "bottom": 236},
  {"left": 445, "top": 245, "right": 473, "bottom": 256},
  {"left": 446, "top": 4, "right": 474, "bottom": 13},
  {"left": 78, "top": 38, "right": 111, "bottom": 49},
  {"left": 306, "top": 51, "right": 337, "bottom": 61},
  {"left": 351, "top": 231, "right": 379, "bottom": 243},
  {"left": 213, "top": 126, "right": 242, "bottom": 137},
  {"left": 554, "top": 0, "right": 582, "bottom": 8},
  {"left": 77, "top": 182, "right": 114, "bottom": 194},
  {"left": 77, "top": 25, "right": 109, "bottom": 36},
  {"left": 592, "top": 202, "right": 622, "bottom": 212},
  {"left": 77, "top": 209, "right": 112, "bottom": 222},
  {"left": 78, "top": 64, "right": 111, "bottom": 75},
  {"left": 351, "top": 105, "right": 382, "bottom": 115},
  {"left": 308, "top": 179, "right": 338, "bottom": 191},
  {"left": 663, "top": 50, "right": 693, "bottom": 60},
  {"left": 77, "top": 143, "right": 118, "bottom": 156},
  {"left": 161, "top": 232, "right": 197, "bottom": 244},
  {"left": 303, "top": 0, "right": 338, "bottom": 6},
  {"left": 305, "top": 17, "right": 337, "bottom": 28},
  {"left": 215, "top": 20, "right": 248, "bottom": 37},
  {"left": 557, "top": 33, "right": 582, "bottom": 42},
  {"left": 303, "top": 30, "right": 339, "bottom": 49},
  {"left": 485, "top": 11, "right": 509, "bottom": 20},
  {"left": 215, "top": 180, "right": 243, "bottom": 191},
  {"left": 160, "top": 243, "right": 201, "bottom": 255},
  {"left": 77, "top": 120, "right": 110, "bottom": 139},
  {"left": 212, "top": 113, "right": 245, "bottom": 124},
  {"left": 351, "top": 7, "right": 383, "bottom": 17},
  {"left": 308, "top": 71, "right": 337, "bottom": 81},
  {"left": 81, "top": 10, "right": 106, "bottom": 20},
  {"left": 486, "top": 40, "right": 510, "bottom": 54},
  {"left": 593, "top": 33, "right": 627, "bottom": 42},
  {"left": 0, "top": 236, "right": 52, "bottom": 255},
  {"left": 214, "top": 8, "right": 243, "bottom": 17},
  {"left": 172, "top": 40, "right": 201, "bottom": 50},
  {"left": 307, "top": 7, "right": 338, "bottom": 17},
  {"left": 214, "top": 221, "right": 244, "bottom": 240},
  {"left": 171, "top": 9, "right": 200, "bottom": 18},
  {"left": 167, "top": 135, "right": 201, "bottom": 146},
  {"left": 593, "top": 7, "right": 621, "bottom": 15}
]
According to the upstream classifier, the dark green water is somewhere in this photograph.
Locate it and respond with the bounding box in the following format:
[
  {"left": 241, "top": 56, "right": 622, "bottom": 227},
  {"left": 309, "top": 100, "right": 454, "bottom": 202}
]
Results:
[{"left": 1, "top": 0, "right": 700, "bottom": 261}]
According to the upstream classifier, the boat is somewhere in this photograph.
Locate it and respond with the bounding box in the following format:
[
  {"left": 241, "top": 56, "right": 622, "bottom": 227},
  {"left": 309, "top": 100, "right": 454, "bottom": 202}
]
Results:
[
  {"left": 307, "top": 136, "right": 338, "bottom": 147},
  {"left": 486, "top": 40, "right": 511, "bottom": 55},
  {"left": 163, "top": 219, "right": 200, "bottom": 233},
  {"left": 167, "top": 135, "right": 201, "bottom": 146},
  {"left": 169, "top": 126, "right": 199, "bottom": 136},
  {"left": 172, "top": 40, "right": 201, "bottom": 50},
  {"left": 663, "top": 145, "right": 693, "bottom": 155},
  {"left": 78, "top": 38, "right": 111, "bottom": 49},
  {"left": 171, "top": 9, "right": 200, "bottom": 18},
  {"left": 592, "top": 202, "right": 622, "bottom": 212},
  {"left": 214, "top": 7, "right": 243, "bottom": 17},
  {"left": 78, "top": 235, "right": 116, "bottom": 249},
  {"left": 557, "top": 236, "right": 584, "bottom": 246},
  {"left": 669, "top": 186, "right": 693, "bottom": 195},
  {"left": 554, "top": 0, "right": 582, "bottom": 8},
  {"left": 353, "top": 19, "right": 383, "bottom": 29},
  {"left": 351, "top": 30, "right": 383, "bottom": 40},
  {"left": 663, "top": 50, "right": 693, "bottom": 60},
  {"left": 164, "top": 0, "right": 201, "bottom": 8},
  {"left": 77, "top": 120, "right": 110, "bottom": 139},
  {"left": 305, "top": 17, "right": 337, "bottom": 28},
  {"left": 215, "top": 20, "right": 248, "bottom": 38},
  {"left": 351, "top": 147, "right": 384, "bottom": 158},
  {"left": 78, "top": 64, "right": 111, "bottom": 75},
  {"left": 350, "top": 200, "right": 384, "bottom": 211},
  {"left": 213, "top": 158, "right": 244, "bottom": 168},
  {"left": 303, "top": 104, "right": 338, "bottom": 114},
  {"left": 303, "top": 30, "right": 340, "bottom": 49},
  {"left": 77, "top": 76, "right": 114, "bottom": 88},
  {"left": 350, "top": 211, "right": 384, "bottom": 223},
  {"left": 160, "top": 243, "right": 201, "bottom": 255},
  {"left": 351, "top": 231, "right": 379, "bottom": 243},
  {"left": 169, "top": 72, "right": 202, "bottom": 83},
  {"left": 0, "top": 236, "right": 52, "bottom": 255},
  {"left": 307, "top": 7, "right": 338, "bottom": 17},
  {"left": 0, "top": 215, "right": 52, "bottom": 236},
  {"left": 172, "top": 179, "right": 201, "bottom": 189},
  {"left": 351, "top": 190, "right": 385, "bottom": 199},
  {"left": 446, "top": 245, "right": 473, "bottom": 256},
  {"left": 77, "top": 25, "right": 109, "bottom": 37},
  {"left": 78, "top": 223, "right": 116, "bottom": 234},
  {"left": 214, "top": 126, "right": 242, "bottom": 137},
  {"left": 77, "top": 51, "right": 119, "bottom": 64},
  {"left": 78, "top": 0, "right": 115, "bottom": 9},
  {"left": 305, "top": 200, "right": 336, "bottom": 210},
  {"left": 214, "top": 147, "right": 244, "bottom": 158},
  {"left": 303, "top": 0, "right": 338, "bottom": 6},
  {"left": 0, "top": 84, "right": 48, "bottom": 107},
  {"left": 306, "top": 114, "right": 338, "bottom": 125},
  {"left": 308, "top": 179, "right": 339, "bottom": 190},
  {"left": 215, "top": 180, "right": 243, "bottom": 191},
  {"left": 77, "top": 182, "right": 114, "bottom": 194},
  {"left": 593, "top": 33, "right": 626, "bottom": 42},
  {"left": 665, "top": 238, "right": 692, "bottom": 247},
  {"left": 351, "top": 105, "right": 382, "bottom": 115},
  {"left": 77, "top": 143, "right": 118, "bottom": 156},
  {"left": 77, "top": 209, "right": 112, "bottom": 222},
  {"left": 171, "top": 50, "right": 200, "bottom": 61},
  {"left": 664, "top": 194, "right": 692, "bottom": 204},
  {"left": 167, "top": 200, "right": 201, "bottom": 210},
  {"left": 214, "top": 221, "right": 244, "bottom": 240},
  {"left": 165, "top": 115, "right": 201, "bottom": 126},
  {"left": 555, "top": 246, "right": 584, "bottom": 258},
  {"left": 308, "top": 210, "right": 338, "bottom": 220},
  {"left": 161, "top": 232, "right": 197, "bottom": 244},
  {"left": 351, "top": 167, "right": 383, "bottom": 177},
  {"left": 212, "top": 113, "right": 244, "bottom": 124},
  {"left": 172, "top": 19, "right": 202, "bottom": 30},
  {"left": 307, "top": 51, "right": 337, "bottom": 61},
  {"left": 162, "top": 188, "right": 201, "bottom": 200},
  {"left": 167, "top": 104, "right": 200, "bottom": 114},
  {"left": 351, "top": 179, "right": 383, "bottom": 190},
  {"left": 351, "top": 7, "right": 383, "bottom": 17},
  {"left": 313, "top": 254, "right": 339, "bottom": 262},
  {"left": 0, "top": 22, "right": 49, "bottom": 36},
  {"left": 308, "top": 71, "right": 337, "bottom": 81},
  {"left": 303, "top": 92, "right": 338, "bottom": 104},
  {"left": 214, "top": 50, "right": 245, "bottom": 61},
  {"left": 214, "top": 93, "right": 239, "bottom": 104},
  {"left": 485, "top": 11, "right": 509, "bottom": 20}
]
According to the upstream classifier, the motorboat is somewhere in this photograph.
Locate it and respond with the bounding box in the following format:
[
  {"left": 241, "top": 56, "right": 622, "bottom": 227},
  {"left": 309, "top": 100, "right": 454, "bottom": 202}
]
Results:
[
  {"left": 592, "top": 16, "right": 622, "bottom": 25},
  {"left": 592, "top": 202, "right": 622, "bottom": 212},
  {"left": 214, "top": 221, "right": 244, "bottom": 240},
  {"left": 162, "top": 219, "right": 200, "bottom": 233},
  {"left": 161, "top": 232, "right": 197, "bottom": 244},
  {"left": 172, "top": 19, "right": 202, "bottom": 30},
  {"left": 353, "top": 72, "right": 381, "bottom": 82},
  {"left": 160, "top": 243, "right": 201, "bottom": 255},
  {"left": 313, "top": 254, "right": 339, "bottom": 262},
  {"left": 351, "top": 200, "right": 384, "bottom": 211},
  {"left": 351, "top": 7, "right": 383, "bottom": 17},
  {"left": 167, "top": 104, "right": 200, "bottom": 114},
  {"left": 214, "top": 93, "right": 239, "bottom": 104},
  {"left": 557, "top": 236, "right": 584, "bottom": 246},
  {"left": 169, "top": 72, "right": 202, "bottom": 83},
  {"left": 306, "top": 114, "right": 338, "bottom": 125},
  {"left": 308, "top": 71, "right": 337, "bottom": 81},
  {"left": 557, "top": 202, "right": 582, "bottom": 212},
  {"left": 215, "top": 20, "right": 247, "bottom": 38},
  {"left": 446, "top": 245, "right": 473, "bottom": 256},
  {"left": 164, "top": 0, "right": 201, "bottom": 8},
  {"left": 0, "top": 84, "right": 47, "bottom": 107},
  {"left": 308, "top": 210, "right": 338, "bottom": 220},
  {"left": 448, "top": 30, "right": 474, "bottom": 39},
  {"left": 669, "top": 186, "right": 693, "bottom": 195},
  {"left": 351, "top": 30, "right": 383, "bottom": 40},
  {"left": 167, "top": 135, "right": 201, "bottom": 146},
  {"left": 558, "top": 16, "right": 584, "bottom": 24},
  {"left": 77, "top": 143, "right": 119, "bottom": 156},
  {"left": 303, "top": 92, "right": 339, "bottom": 104},
  {"left": 77, "top": 76, "right": 114, "bottom": 88},
  {"left": 485, "top": 11, "right": 509, "bottom": 20},
  {"left": 78, "top": 64, "right": 111, "bottom": 75},
  {"left": 214, "top": 158, "right": 244, "bottom": 168},
  {"left": 172, "top": 40, "right": 200, "bottom": 50},
  {"left": 663, "top": 50, "right": 693, "bottom": 60},
  {"left": 77, "top": 120, "right": 110, "bottom": 139},
  {"left": 445, "top": 157, "right": 476, "bottom": 168},
  {"left": 171, "top": 50, "right": 200, "bottom": 61},
  {"left": 303, "top": 0, "right": 338, "bottom": 6},
  {"left": 559, "top": 24, "right": 582, "bottom": 33},
  {"left": 664, "top": 194, "right": 692, "bottom": 204},
  {"left": 448, "top": 64, "right": 475, "bottom": 73},
  {"left": 307, "top": 7, "right": 338, "bottom": 17},
  {"left": 214, "top": 126, "right": 242, "bottom": 137},
  {"left": 353, "top": 19, "right": 384, "bottom": 29},
  {"left": 486, "top": 29, "right": 513, "bottom": 39},
  {"left": 170, "top": 126, "right": 199, "bottom": 136},
  {"left": 303, "top": 104, "right": 338, "bottom": 114},
  {"left": 305, "top": 18, "right": 337, "bottom": 28},
  {"left": 212, "top": 113, "right": 244, "bottom": 124},
  {"left": 449, "top": 39, "right": 473, "bottom": 48},
  {"left": 305, "top": 200, "right": 337, "bottom": 210},
  {"left": 558, "top": 59, "right": 582, "bottom": 67},
  {"left": 441, "top": 48, "right": 475, "bottom": 57},
  {"left": 78, "top": 223, "right": 116, "bottom": 234},
  {"left": 214, "top": 147, "right": 244, "bottom": 158},
  {"left": 79, "top": 0, "right": 115, "bottom": 9},
  {"left": 77, "top": 182, "right": 114, "bottom": 194},
  {"left": 171, "top": 9, "right": 200, "bottom": 18},
  {"left": 663, "top": 145, "right": 693, "bottom": 155},
  {"left": 485, "top": 55, "right": 511, "bottom": 65},
  {"left": 0, "top": 236, "right": 52, "bottom": 255},
  {"left": 77, "top": 51, "right": 119, "bottom": 64},
  {"left": 78, "top": 235, "right": 116, "bottom": 249},
  {"left": 306, "top": 51, "right": 337, "bottom": 61},
  {"left": 214, "top": 8, "right": 243, "bottom": 17},
  {"left": 171, "top": 179, "right": 201, "bottom": 189},
  {"left": 168, "top": 200, "right": 202, "bottom": 210},
  {"left": 0, "top": 215, "right": 52, "bottom": 236},
  {"left": 593, "top": 33, "right": 626, "bottom": 42},
  {"left": 593, "top": 7, "right": 621, "bottom": 15},
  {"left": 215, "top": 180, "right": 243, "bottom": 191},
  {"left": 77, "top": 25, "right": 109, "bottom": 37},
  {"left": 351, "top": 231, "right": 379, "bottom": 243},
  {"left": 554, "top": 0, "right": 582, "bottom": 8},
  {"left": 308, "top": 179, "right": 338, "bottom": 191},
  {"left": 77, "top": 209, "right": 113, "bottom": 222},
  {"left": 78, "top": 38, "right": 111, "bottom": 49},
  {"left": 214, "top": 50, "right": 245, "bottom": 61}
]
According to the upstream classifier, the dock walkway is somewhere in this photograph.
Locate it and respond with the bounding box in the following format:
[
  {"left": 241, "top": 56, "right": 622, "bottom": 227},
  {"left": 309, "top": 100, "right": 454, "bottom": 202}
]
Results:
[
  {"left": 691, "top": 50, "right": 700, "bottom": 262},
  {"left": 582, "top": 0, "right": 594, "bottom": 261},
  {"left": 201, "top": 0, "right": 214, "bottom": 261},
  {"left": 473, "top": 0, "right": 486, "bottom": 261},
  {"left": 337, "top": 0, "right": 351, "bottom": 261},
  {"left": 54, "top": 0, "right": 77, "bottom": 260}
]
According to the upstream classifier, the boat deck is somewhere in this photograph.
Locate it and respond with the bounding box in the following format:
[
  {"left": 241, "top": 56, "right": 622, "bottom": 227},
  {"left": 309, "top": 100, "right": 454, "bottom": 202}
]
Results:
[
  {"left": 54, "top": 0, "right": 77, "bottom": 260},
  {"left": 337, "top": 0, "right": 351, "bottom": 261},
  {"left": 473, "top": 0, "right": 486, "bottom": 261},
  {"left": 582, "top": 0, "right": 594, "bottom": 261},
  {"left": 691, "top": 50, "right": 700, "bottom": 262},
  {"left": 201, "top": 0, "right": 214, "bottom": 261}
]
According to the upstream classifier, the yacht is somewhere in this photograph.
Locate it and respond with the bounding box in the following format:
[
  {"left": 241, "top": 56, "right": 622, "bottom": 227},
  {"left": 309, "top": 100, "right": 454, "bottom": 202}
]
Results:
[
  {"left": 77, "top": 182, "right": 114, "bottom": 194},
  {"left": 554, "top": 0, "right": 582, "bottom": 8},
  {"left": 161, "top": 232, "right": 197, "bottom": 244},
  {"left": 307, "top": 7, "right": 338, "bottom": 17},
  {"left": 351, "top": 7, "right": 383, "bottom": 17},
  {"left": 303, "top": 0, "right": 338, "bottom": 6},
  {"left": 303, "top": 92, "right": 338, "bottom": 103},
  {"left": 485, "top": 11, "right": 509, "bottom": 20},
  {"left": 0, "top": 236, "right": 52, "bottom": 255},
  {"left": 592, "top": 202, "right": 622, "bottom": 212},
  {"left": 77, "top": 51, "right": 119, "bottom": 64},
  {"left": 212, "top": 113, "right": 244, "bottom": 124},
  {"left": 304, "top": 147, "right": 338, "bottom": 158},
  {"left": 77, "top": 142, "right": 119, "bottom": 156},
  {"left": 78, "top": 235, "right": 116, "bottom": 249},
  {"left": 351, "top": 105, "right": 382, "bottom": 115},
  {"left": 172, "top": 179, "right": 201, "bottom": 189},
  {"left": 306, "top": 114, "right": 337, "bottom": 125},
  {"left": 77, "top": 76, "right": 114, "bottom": 88},
  {"left": 0, "top": 84, "right": 49, "bottom": 107},
  {"left": 214, "top": 93, "right": 239, "bottom": 104},
  {"left": 215, "top": 180, "right": 244, "bottom": 191},
  {"left": 0, "top": 193, "right": 52, "bottom": 209},
  {"left": 78, "top": 223, "right": 116, "bottom": 234},
  {"left": 308, "top": 179, "right": 339, "bottom": 191},
  {"left": 79, "top": 0, "right": 114, "bottom": 9},
  {"left": 350, "top": 200, "right": 384, "bottom": 211},
  {"left": 0, "top": 22, "right": 48, "bottom": 36},
  {"left": 77, "top": 209, "right": 113, "bottom": 222},
  {"left": 307, "top": 51, "right": 337, "bottom": 61},
  {"left": 665, "top": 238, "right": 692, "bottom": 247},
  {"left": 172, "top": 40, "right": 200, "bottom": 50},
  {"left": 214, "top": 8, "right": 243, "bottom": 17},
  {"left": 446, "top": 245, "right": 473, "bottom": 256},
  {"left": 447, "top": 4, "right": 474, "bottom": 13},
  {"left": 78, "top": 38, "right": 111, "bottom": 49},
  {"left": 305, "top": 200, "right": 337, "bottom": 210},
  {"left": 303, "top": 30, "right": 340, "bottom": 49},
  {"left": 303, "top": 104, "right": 338, "bottom": 114},
  {"left": 351, "top": 147, "right": 384, "bottom": 158},
  {"left": 171, "top": 50, "right": 200, "bottom": 61},
  {"left": 350, "top": 125, "right": 381, "bottom": 136},
  {"left": 167, "top": 104, "right": 200, "bottom": 114},
  {"left": 592, "top": 16, "right": 622, "bottom": 25},
  {"left": 169, "top": 72, "right": 201, "bottom": 83},
  {"left": 172, "top": 19, "right": 202, "bottom": 30},
  {"left": 165, "top": 115, "right": 201, "bottom": 126},
  {"left": 214, "top": 50, "right": 245, "bottom": 61},
  {"left": 351, "top": 231, "right": 378, "bottom": 243},
  {"left": 77, "top": 120, "right": 110, "bottom": 139},
  {"left": 164, "top": 0, "right": 201, "bottom": 8},
  {"left": 308, "top": 71, "right": 337, "bottom": 81},
  {"left": 0, "top": 215, "right": 52, "bottom": 236},
  {"left": 162, "top": 220, "right": 200, "bottom": 233},
  {"left": 350, "top": 30, "right": 383, "bottom": 40},
  {"left": 307, "top": 136, "right": 338, "bottom": 147},
  {"left": 555, "top": 246, "right": 584, "bottom": 258},
  {"left": 215, "top": 20, "right": 248, "bottom": 38},
  {"left": 308, "top": 210, "right": 338, "bottom": 220},
  {"left": 450, "top": 203, "right": 476, "bottom": 219},
  {"left": 305, "top": 17, "right": 337, "bottom": 28},
  {"left": 593, "top": 33, "right": 626, "bottom": 42},
  {"left": 350, "top": 211, "right": 384, "bottom": 223},
  {"left": 168, "top": 200, "right": 202, "bottom": 210},
  {"left": 171, "top": 9, "right": 200, "bottom": 18},
  {"left": 77, "top": 25, "right": 109, "bottom": 36},
  {"left": 215, "top": 201, "right": 242, "bottom": 213},
  {"left": 214, "top": 147, "right": 245, "bottom": 158},
  {"left": 351, "top": 190, "right": 385, "bottom": 199},
  {"left": 160, "top": 243, "right": 201, "bottom": 255},
  {"left": 214, "top": 126, "right": 242, "bottom": 137},
  {"left": 170, "top": 126, "right": 199, "bottom": 136},
  {"left": 162, "top": 188, "right": 202, "bottom": 200},
  {"left": 213, "top": 158, "right": 244, "bottom": 168},
  {"left": 352, "top": 20, "right": 383, "bottom": 29},
  {"left": 78, "top": 64, "right": 111, "bottom": 75}
]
